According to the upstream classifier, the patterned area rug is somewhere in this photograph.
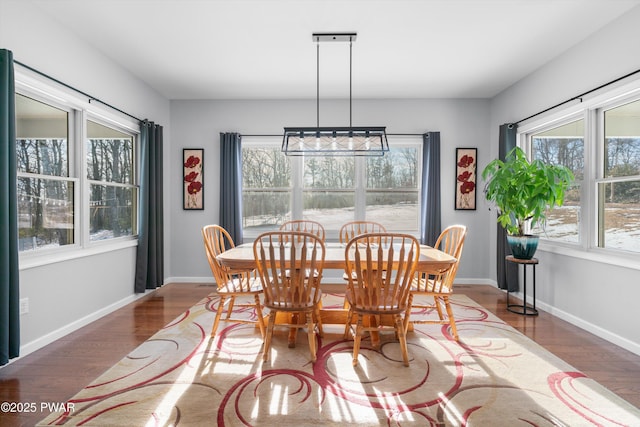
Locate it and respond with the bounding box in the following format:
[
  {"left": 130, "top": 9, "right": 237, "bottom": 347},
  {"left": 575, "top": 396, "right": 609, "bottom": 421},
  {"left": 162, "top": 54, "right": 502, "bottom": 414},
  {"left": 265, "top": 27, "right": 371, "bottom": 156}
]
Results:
[{"left": 38, "top": 292, "right": 640, "bottom": 426}]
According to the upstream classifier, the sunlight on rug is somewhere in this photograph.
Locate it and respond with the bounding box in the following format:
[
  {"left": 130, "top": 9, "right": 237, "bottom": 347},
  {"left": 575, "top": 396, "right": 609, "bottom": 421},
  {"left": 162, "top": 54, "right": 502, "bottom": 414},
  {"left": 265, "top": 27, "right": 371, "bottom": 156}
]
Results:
[{"left": 37, "top": 293, "right": 640, "bottom": 426}]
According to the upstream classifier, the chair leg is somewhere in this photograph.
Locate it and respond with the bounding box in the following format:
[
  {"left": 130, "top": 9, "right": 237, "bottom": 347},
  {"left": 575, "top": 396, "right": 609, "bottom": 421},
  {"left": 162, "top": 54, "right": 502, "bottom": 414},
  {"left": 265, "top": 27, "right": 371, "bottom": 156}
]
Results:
[
  {"left": 225, "top": 296, "right": 236, "bottom": 320},
  {"left": 402, "top": 304, "right": 411, "bottom": 335},
  {"left": 288, "top": 313, "right": 299, "bottom": 348},
  {"left": 403, "top": 295, "right": 413, "bottom": 334},
  {"left": 443, "top": 297, "right": 458, "bottom": 341},
  {"left": 211, "top": 295, "right": 226, "bottom": 337},
  {"left": 395, "top": 314, "right": 410, "bottom": 367},
  {"left": 306, "top": 311, "right": 317, "bottom": 362},
  {"left": 370, "top": 315, "right": 381, "bottom": 348},
  {"left": 262, "top": 312, "right": 277, "bottom": 362},
  {"left": 434, "top": 296, "right": 445, "bottom": 320},
  {"left": 352, "top": 315, "right": 364, "bottom": 367},
  {"left": 253, "top": 294, "right": 266, "bottom": 339},
  {"left": 314, "top": 305, "right": 324, "bottom": 338},
  {"left": 343, "top": 307, "right": 354, "bottom": 339}
]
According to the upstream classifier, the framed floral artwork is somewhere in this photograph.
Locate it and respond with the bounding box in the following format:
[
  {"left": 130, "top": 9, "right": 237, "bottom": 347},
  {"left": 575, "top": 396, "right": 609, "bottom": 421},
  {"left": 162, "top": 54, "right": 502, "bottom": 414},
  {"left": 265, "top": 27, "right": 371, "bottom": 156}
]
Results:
[
  {"left": 455, "top": 148, "right": 477, "bottom": 210},
  {"left": 183, "top": 148, "right": 204, "bottom": 210}
]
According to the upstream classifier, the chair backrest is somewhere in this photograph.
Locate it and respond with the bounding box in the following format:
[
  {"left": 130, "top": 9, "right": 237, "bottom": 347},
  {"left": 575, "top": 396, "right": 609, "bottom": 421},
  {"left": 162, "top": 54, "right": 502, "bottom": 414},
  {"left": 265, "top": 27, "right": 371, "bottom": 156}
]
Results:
[
  {"left": 253, "top": 231, "right": 325, "bottom": 309},
  {"left": 430, "top": 225, "right": 467, "bottom": 292},
  {"left": 339, "top": 221, "right": 387, "bottom": 244},
  {"left": 280, "top": 220, "right": 326, "bottom": 242},
  {"left": 345, "top": 233, "right": 419, "bottom": 312},
  {"left": 202, "top": 224, "right": 253, "bottom": 290}
]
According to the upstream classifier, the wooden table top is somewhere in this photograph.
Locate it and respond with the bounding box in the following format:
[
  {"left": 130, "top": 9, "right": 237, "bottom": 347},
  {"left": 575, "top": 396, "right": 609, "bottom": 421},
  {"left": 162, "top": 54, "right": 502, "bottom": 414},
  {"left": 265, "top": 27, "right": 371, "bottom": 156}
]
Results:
[{"left": 217, "top": 242, "right": 457, "bottom": 274}]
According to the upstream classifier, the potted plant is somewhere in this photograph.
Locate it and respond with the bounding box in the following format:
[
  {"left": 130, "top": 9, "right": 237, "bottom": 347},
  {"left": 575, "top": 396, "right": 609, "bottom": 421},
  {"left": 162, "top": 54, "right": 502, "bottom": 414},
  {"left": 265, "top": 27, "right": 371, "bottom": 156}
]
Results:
[{"left": 481, "top": 147, "right": 574, "bottom": 259}]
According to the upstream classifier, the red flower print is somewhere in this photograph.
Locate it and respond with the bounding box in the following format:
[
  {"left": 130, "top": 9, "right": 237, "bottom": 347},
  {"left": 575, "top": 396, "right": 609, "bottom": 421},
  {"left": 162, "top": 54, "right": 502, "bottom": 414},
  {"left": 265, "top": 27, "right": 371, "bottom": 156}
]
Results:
[
  {"left": 457, "top": 155, "right": 475, "bottom": 168},
  {"left": 459, "top": 180, "right": 475, "bottom": 194},
  {"left": 184, "top": 155, "right": 200, "bottom": 168},
  {"left": 184, "top": 171, "right": 199, "bottom": 182},
  {"left": 457, "top": 171, "right": 473, "bottom": 182},
  {"left": 187, "top": 181, "right": 202, "bottom": 195}
]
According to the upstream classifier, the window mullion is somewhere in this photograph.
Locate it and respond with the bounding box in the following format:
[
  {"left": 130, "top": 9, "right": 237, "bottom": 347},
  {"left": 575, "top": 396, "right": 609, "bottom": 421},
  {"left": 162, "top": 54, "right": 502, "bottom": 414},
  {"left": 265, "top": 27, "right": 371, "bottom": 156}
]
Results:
[
  {"left": 76, "top": 109, "right": 89, "bottom": 248},
  {"left": 291, "top": 156, "right": 303, "bottom": 219},
  {"left": 354, "top": 156, "right": 366, "bottom": 220},
  {"left": 583, "top": 109, "right": 597, "bottom": 250}
]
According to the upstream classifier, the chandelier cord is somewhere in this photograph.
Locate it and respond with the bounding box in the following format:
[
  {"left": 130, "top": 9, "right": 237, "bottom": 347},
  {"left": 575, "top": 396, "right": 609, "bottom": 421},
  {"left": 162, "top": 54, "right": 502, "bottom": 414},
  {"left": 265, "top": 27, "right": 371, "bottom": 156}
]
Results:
[
  {"left": 316, "top": 38, "right": 320, "bottom": 130},
  {"left": 350, "top": 35, "right": 353, "bottom": 128}
]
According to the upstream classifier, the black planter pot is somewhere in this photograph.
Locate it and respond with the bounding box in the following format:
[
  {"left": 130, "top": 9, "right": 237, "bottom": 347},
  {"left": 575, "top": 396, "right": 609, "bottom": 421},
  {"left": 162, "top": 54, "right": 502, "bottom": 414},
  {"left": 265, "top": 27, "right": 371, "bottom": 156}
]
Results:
[{"left": 506, "top": 234, "right": 539, "bottom": 260}]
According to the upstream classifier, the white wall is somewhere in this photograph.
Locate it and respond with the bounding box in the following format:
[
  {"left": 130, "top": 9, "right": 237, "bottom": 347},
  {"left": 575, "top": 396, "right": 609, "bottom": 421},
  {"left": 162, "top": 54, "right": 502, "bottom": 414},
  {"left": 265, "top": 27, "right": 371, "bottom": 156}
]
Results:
[
  {"left": 168, "top": 98, "right": 493, "bottom": 284},
  {"left": 489, "top": 6, "right": 640, "bottom": 354},
  {"left": 1, "top": 1, "right": 171, "bottom": 354}
]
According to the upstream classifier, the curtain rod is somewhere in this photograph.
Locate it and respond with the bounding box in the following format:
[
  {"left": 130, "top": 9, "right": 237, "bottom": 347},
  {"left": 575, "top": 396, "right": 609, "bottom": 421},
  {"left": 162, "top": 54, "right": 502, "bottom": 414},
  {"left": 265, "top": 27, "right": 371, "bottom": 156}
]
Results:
[
  {"left": 15, "top": 60, "right": 146, "bottom": 123},
  {"left": 241, "top": 133, "right": 427, "bottom": 137},
  {"left": 514, "top": 67, "right": 640, "bottom": 125}
]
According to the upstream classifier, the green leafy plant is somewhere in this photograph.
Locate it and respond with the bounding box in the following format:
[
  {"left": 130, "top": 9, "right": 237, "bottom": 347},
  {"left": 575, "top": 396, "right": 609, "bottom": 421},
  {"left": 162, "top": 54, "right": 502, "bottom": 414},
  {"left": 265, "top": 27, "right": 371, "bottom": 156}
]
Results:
[{"left": 481, "top": 147, "right": 574, "bottom": 236}]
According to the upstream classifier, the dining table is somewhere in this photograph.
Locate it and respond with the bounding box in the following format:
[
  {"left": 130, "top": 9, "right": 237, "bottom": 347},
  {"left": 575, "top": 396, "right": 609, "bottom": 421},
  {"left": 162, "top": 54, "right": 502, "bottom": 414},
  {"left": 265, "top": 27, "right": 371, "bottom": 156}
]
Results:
[
  {"left": 217, "top": 241, "right": 457, "bottom": 273},
  {"left": 216, "top": 241, "right": 458, "bottom": 347}
]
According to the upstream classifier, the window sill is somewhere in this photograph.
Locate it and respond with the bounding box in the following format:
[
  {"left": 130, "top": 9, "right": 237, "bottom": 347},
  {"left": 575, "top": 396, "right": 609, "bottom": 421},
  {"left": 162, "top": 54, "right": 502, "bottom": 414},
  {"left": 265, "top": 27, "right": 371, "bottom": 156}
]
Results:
[
  {"left": 537, "top": 240, "right": 640, "bottom": 271},
  {"left": 19, "top": 238, "right": 139, "bottom": 270}
]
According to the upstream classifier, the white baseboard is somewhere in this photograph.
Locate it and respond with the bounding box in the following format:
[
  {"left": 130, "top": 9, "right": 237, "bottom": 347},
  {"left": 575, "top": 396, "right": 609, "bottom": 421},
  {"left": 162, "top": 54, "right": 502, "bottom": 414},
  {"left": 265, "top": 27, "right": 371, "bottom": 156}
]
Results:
[
  {"left": 17, "top": 291, "right": 151, "bottom": 359},
  {"left": 454, "top": 278, "right": 496, "bottom": 286},
  {"left": 535, "top": 300, "right": 640, "bottom": 357},
  {"left": 499, "top": 288, "right": 640, "bottom": 357},
  {"left": 166, "top": 276, "right": 213, "bottom": 284}
]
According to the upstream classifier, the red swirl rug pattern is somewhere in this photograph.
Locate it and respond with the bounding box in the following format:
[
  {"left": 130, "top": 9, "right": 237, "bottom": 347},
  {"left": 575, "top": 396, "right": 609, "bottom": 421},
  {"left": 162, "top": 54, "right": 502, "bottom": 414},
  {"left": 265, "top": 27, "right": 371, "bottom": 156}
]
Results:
[{"left": 38, "top": 293, "right": 640, "bottom": 426}]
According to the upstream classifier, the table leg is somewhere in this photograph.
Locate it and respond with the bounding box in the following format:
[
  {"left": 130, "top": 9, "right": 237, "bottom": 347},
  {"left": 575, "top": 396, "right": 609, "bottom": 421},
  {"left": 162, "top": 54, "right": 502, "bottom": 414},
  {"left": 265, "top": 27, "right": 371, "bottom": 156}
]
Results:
[
  {"left": 288, "top": 313, "right": 299, "bottom": 348},
  {"left": 368, "top": 315, "right": 381, "bottom": 348}
]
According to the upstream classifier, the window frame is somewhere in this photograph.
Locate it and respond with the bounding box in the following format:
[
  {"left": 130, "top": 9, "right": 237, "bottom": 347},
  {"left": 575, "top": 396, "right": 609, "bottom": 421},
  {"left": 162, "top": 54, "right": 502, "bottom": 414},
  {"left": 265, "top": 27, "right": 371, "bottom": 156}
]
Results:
[
  {"left": 527, "top": 114, "right": 585, "bottom": 245},
  {"left": 517, "top": 78, "right": 640, "bottom": 269},
  {"left": 15, "top": 70, "right": 140, "bottom": 269},
  {"left": 241, "top": 135, "right": 423, "bottom": 241},
  {"left": 85, "top": 115, "right": 139, "bottom": 244},
  {"left": 15, "top": 94, "right": 79, "bottom": 252}
]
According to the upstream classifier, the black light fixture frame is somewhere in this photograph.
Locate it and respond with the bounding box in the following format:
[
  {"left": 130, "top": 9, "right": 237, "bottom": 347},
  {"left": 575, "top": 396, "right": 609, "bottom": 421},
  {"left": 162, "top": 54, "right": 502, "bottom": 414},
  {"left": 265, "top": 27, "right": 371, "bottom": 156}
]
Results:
[{"left": 282, "top": 33, "right": 389, "bottom": 156}]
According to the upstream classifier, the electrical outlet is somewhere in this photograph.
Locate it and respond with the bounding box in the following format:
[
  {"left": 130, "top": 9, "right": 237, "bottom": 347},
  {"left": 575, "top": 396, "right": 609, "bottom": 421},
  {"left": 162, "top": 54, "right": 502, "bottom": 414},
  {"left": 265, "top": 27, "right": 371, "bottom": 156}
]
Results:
[{"left": 20, "top": 298, "right": 29, "bottom": 315}]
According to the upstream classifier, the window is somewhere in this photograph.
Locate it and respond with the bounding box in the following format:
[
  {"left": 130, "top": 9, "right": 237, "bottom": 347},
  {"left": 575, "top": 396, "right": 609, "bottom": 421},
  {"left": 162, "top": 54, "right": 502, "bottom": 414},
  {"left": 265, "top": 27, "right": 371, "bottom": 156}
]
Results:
[
  {"left": 16, "top": 94, "right": 75, "bottom": 251},
  {"left": 241, "top": 136, "right": 421, "bottom": 238},
  {"left": 599, "top": 99, "right": 640, "bottom": 252},
  {"left": 242, "top": 145, "right": 291, "bottom": 231},
  {"left": 530, "top": 119, "right": 584, "bottom": 243},
  {"left": 86, "top": 120, "right": 137, "bottom": 241},
  {"left": 365, "top": 147, "right": 420, "bottom": 230},
  {"left": 15, "top": 86, "right": 139, "bottom": 256},
  {"left": 521, "top": 88, "right": 640, "bottom": 255},
  {"left": 302, "top": 156, "right": 355, "bottom": 229}
]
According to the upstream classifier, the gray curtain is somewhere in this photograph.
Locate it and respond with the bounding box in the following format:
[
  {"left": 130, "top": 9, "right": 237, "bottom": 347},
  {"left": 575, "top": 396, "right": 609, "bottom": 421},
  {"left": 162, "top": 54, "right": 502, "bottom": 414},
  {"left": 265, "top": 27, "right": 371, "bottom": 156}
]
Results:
[
  {"left": 219, "top": 132, "right": 243, "bottom": 244},
  {"left": 1, "top": 49, "right": 20, "bottom": 365},
  {"left": 420, "top": 132, "right": 441, "bottom": 246},
  {"left": 497, "top": 123, "right": 519, "bottom": 291},
  {"left": 134, "top": 121, "right": 164, "bottom": 293}
]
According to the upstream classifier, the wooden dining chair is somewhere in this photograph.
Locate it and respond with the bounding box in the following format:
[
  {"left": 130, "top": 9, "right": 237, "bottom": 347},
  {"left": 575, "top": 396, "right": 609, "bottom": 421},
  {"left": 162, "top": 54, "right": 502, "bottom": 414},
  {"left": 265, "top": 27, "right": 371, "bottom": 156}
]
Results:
[
  {"left": 280, "top": 219, "right": 326, "bottom": 242},
  {"left": 404, "top": 225, "right": 467, "bottom": 341},
  {"left": 202, "top": 225, "right": 265, "bottom": 339},
  {"left": 253, "top": 230, "right": 326, "bottom": 363},
  {"left": 339, "top": 221, "right": 388, "bottom": 285},
  {"left": 339, "top": 221, "right": 386, "bottom": 244},
  {"left": 280, "top": 220, "right": 325, "bottom": 279},
  {"left": 343, "top": 232, "right": 420, "bottom": 367}
]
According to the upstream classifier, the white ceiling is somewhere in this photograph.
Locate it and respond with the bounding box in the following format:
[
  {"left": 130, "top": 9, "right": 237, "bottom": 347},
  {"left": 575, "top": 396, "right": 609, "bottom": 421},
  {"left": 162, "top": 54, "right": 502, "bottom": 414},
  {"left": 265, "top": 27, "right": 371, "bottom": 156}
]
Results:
[{"left": 30, "top": 0, "right": 640, "bottom": 100}]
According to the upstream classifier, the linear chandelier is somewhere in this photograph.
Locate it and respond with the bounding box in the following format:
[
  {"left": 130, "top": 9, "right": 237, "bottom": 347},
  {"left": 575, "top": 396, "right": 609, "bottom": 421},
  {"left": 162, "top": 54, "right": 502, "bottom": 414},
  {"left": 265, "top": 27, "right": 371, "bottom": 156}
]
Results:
[{"left": 282, "top": 33, "right": 389, "bottom": 156}]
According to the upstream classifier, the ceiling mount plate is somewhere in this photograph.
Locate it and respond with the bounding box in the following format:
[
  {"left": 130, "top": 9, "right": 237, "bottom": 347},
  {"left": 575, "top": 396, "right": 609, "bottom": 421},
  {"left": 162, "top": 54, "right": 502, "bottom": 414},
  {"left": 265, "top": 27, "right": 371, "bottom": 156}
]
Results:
[{"left": 312, "top": 33, "right": 357, "bottom": 42}]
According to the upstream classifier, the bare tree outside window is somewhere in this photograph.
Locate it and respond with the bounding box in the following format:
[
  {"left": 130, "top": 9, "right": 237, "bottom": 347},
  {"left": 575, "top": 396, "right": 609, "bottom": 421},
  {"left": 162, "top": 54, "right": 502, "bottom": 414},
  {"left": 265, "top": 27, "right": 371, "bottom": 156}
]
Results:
[
  {"left": 86, "top": 120, "right": 137, "bottom": 241},
  {"left": 16, "top": 94, "right": 73, "bottom": 251}
]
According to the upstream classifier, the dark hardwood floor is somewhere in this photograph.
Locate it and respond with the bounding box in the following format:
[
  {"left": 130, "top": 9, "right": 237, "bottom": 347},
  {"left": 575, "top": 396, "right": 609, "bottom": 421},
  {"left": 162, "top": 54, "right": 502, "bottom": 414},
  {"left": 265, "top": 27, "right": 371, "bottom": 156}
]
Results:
[{"left": 1, "top": 283, "right": 638, "bottom": 426}]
